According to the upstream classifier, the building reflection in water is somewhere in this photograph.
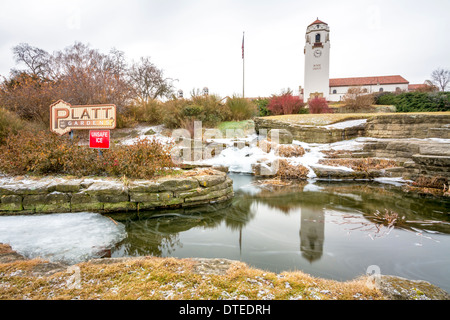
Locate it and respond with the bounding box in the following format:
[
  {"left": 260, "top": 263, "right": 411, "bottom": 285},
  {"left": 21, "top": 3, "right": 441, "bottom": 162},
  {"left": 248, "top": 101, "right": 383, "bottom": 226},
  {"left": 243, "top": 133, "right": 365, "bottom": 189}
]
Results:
[{"left": 299, "top": 206, "right": 325, "bottom": 263}]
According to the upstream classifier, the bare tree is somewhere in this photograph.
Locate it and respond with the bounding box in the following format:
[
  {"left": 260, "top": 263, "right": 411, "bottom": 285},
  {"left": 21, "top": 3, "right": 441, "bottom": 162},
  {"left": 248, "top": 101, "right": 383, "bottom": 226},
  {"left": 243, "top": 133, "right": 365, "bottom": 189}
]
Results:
[
  {"left": 431, "top": 67, "right": 450, "bottom": 92},
  {"left": 342, "top": 87, "right": 375, "bottom": 112},
  {"left": 52, "top": 42, "right": 133, "bottom": 111},
  {"left": 128, "top": 57, "right": 176, "bottom": 102},
  {"left": 2, "top": 42, "right": 179, "bottom": 124},
  {"left": 12, "top": 43, "right": 52, "bottom": 79}
]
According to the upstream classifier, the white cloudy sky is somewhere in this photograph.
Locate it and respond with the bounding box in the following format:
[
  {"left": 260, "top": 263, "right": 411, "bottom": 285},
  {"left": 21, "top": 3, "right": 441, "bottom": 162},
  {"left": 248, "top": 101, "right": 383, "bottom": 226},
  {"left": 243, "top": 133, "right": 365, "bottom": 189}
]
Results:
[{"left": 0, "top": 0, "right": 448, "bottom": 98}]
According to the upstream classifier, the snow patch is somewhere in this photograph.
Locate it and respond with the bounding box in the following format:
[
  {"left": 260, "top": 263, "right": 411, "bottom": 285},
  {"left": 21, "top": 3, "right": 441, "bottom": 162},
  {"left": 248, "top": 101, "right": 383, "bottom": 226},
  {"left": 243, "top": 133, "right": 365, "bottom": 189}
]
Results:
[
  {"left": 0, "top": 212, "right": 127, "bottom": 264},
  {"left": 321, "top": 119, "right": 368, "bottom": 130}
]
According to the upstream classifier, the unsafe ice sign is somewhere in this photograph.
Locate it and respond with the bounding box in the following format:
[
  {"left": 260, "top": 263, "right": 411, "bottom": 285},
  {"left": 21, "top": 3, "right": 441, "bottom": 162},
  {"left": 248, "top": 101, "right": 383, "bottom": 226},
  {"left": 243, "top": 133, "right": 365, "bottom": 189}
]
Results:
[{"left": 89, "top": 130, "right": 110, "bottom": 149}]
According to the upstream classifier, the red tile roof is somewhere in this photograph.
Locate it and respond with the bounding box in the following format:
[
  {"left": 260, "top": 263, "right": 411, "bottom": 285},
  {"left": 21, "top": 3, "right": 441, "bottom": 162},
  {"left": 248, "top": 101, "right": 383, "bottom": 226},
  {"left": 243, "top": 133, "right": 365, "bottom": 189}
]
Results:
[
  {"left": 308, "top": 18, "right": 328, "bottom": 27},
  {"left": 330, "top": 75, "right": 409, "bottom": 87}
]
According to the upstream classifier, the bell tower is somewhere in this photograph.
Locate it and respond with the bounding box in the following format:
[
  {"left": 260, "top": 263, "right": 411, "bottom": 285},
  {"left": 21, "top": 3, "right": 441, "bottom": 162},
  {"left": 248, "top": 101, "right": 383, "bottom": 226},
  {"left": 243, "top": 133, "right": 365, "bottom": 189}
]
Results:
[{"left": 304, "top": 18, "right": 330, "bottom": 102}]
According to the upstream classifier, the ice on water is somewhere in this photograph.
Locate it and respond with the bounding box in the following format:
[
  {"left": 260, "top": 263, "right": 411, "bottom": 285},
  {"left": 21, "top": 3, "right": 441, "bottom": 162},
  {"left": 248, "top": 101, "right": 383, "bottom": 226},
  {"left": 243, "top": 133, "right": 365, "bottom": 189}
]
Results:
[{"left": 0, "top": 212, "right": 127, "bottom": 264}]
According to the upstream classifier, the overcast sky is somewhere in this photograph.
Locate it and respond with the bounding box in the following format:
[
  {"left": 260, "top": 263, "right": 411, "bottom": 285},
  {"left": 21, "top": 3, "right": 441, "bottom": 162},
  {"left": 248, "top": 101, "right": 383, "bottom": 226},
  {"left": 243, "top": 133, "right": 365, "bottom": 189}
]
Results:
[{"left": 0, "top": 0, "right": 449, "bottom": 98}]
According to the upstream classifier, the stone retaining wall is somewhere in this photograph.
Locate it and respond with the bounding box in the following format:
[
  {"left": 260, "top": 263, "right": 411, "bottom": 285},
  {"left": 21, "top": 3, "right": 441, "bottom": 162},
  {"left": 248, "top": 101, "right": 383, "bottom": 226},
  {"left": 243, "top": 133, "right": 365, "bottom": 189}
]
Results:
[
  {"left": 362, "top": 139, "right": 450, "bottom": 180},
  {"left": 0, "top": 169, "right": 234, "bottom": 215},
  {"left": 254, "top": 118, "right": 365, "bottom": 144},
  {"left": 365, "top": 114, "right": 450, "bottom": 139},
  {"left": 254, "top": 113, "right": 450, "bottom": 144}
]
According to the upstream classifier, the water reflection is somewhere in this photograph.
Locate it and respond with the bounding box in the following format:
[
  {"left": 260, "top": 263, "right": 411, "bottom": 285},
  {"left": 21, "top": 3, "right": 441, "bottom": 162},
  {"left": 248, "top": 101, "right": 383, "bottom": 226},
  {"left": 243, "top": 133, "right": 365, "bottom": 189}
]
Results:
[
  {"left": 107, "top": 174, "right": 450, "bottom": 291},
  {"left": 110, "top": 176, "right": 450, "bottom": 259},
  {"left": 300, "top": 206, "right": 325, "bottom": 263}
]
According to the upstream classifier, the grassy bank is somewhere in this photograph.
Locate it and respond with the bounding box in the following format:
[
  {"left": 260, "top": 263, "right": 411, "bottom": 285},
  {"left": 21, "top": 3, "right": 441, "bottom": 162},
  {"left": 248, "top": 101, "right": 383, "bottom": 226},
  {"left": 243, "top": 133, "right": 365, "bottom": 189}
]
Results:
[{"left": 0, "top": 244, "right": 383, "bottom": 300}]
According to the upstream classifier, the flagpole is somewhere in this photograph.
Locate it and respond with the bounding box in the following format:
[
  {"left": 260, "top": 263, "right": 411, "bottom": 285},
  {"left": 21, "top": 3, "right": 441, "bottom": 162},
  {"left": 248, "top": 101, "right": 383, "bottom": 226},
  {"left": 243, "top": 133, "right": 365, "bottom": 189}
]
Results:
[{"left": 242, "top": 31, "right": 245, "bottom": 98}]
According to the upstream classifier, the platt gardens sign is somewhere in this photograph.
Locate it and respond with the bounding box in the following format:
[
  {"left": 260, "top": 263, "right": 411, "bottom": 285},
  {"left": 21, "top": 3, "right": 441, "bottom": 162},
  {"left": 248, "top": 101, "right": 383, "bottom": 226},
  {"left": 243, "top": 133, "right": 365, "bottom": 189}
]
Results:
[{"left": 50, "top": 100, "right": 116, "bottom": 136}]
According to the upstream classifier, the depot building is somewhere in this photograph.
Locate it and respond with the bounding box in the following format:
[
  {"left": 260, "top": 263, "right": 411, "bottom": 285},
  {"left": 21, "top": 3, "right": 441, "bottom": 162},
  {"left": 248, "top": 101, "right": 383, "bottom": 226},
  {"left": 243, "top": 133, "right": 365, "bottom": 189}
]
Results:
[{"left": 303, "top": 18, "right": 426, "bottom": 102}]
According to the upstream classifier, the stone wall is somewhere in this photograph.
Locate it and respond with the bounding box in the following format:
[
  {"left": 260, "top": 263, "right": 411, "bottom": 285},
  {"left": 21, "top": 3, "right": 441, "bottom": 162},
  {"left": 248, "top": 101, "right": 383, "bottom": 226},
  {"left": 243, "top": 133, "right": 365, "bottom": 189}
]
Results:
[
  {"left": 0, "top": 168, "right": 234, "bottom": 215},
  {"left": 365, "top": 114, "right": 450, "bottom": 139},
  {"left": 362, "top": 139, "right": 450, "bottom": 180},
  {"left": 254, "top": 118, "right": 365, "bottom": 144},
  {"left": 254, "top": 113, "right": 450, "bottom": 144}
]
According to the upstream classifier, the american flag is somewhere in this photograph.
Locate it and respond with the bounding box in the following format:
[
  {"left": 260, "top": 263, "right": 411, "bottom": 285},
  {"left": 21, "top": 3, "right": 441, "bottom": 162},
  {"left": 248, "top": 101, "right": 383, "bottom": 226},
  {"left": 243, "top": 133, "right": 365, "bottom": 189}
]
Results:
[{"left": 242, "top": 32, "right": 244, "bottom": 59}]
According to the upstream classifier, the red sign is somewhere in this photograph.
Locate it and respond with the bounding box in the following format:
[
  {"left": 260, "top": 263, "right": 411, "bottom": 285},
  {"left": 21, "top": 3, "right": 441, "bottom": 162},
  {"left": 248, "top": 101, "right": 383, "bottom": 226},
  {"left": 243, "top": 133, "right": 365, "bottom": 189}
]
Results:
[{"left": 89, "top": 130, "right": 110, "bottom": 149}]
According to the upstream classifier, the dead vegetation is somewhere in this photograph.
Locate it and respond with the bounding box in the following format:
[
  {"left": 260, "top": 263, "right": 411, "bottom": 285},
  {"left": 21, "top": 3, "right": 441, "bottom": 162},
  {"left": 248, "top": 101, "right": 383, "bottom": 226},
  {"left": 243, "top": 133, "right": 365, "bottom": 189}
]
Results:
[
  {"left": 258, "top": 139, "right": 305, "bottom": 157},
  {"left": 275, "top": 159, "right": 309, "bottom": 180},
  {"left": 406, "top": 175, "right": 450, "bottom": 197},
  {"left": 370, "top": 209, "right": 407, "bottom": 228},
  {"left": 277, "top": 144, "right": 306, "bottom": 157},
  {"left": 0, "top": 245, "right": 384, "bottom": 300}
]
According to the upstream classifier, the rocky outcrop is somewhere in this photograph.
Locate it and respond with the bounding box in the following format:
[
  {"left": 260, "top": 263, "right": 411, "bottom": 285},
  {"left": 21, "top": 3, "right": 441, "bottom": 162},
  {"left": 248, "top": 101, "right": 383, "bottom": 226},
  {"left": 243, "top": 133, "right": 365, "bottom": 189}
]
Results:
[
  {"left": 310, "top": 165, "right": 384, "bottom": 180},
  {"left": 365, "top": 113, "right": 450, "bottom": 139},
  {"left": 376, "top": 275, "right": 449, "bottom": 300},
  {"left": 254, "top": 113, "right": 450, "bottom": 144},
  {"left": 362, "top": 139, "right": 450, "bottom": 180},
  {"left": 0, "top": 168, "right": 234, "bottom": 215},
  {"left": 254, "top": 118, "right": 365, "bottom": 144}
]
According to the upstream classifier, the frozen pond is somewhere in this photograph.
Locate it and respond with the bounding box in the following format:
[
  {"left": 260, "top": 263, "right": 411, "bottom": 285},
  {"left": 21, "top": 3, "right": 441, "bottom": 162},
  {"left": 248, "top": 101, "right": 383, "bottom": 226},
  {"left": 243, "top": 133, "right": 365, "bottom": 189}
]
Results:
[
  {"left": 1, "top": 174, "right": 448, "bottom": 292},
  {"left": 0, "top": 125, "right": 449, "bottom": 292},
  {"left": 109, "top": 174, "right": 450, "bottom": 292},
  {"left": 0, "top": 212, "right": 126, "bottom": 264}
]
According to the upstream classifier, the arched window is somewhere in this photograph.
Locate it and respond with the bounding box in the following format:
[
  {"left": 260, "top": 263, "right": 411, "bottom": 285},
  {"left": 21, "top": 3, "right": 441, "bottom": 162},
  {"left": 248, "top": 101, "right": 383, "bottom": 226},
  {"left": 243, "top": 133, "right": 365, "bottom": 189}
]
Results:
[
  {"left": 315, "top": 33, "right": 321, "bottom": 43},
  {"left": 332, "top": 89, "right": 337, "bottom": 94},
  {"left": 379, "top": 88, "right": 384, "bottom": 92}
]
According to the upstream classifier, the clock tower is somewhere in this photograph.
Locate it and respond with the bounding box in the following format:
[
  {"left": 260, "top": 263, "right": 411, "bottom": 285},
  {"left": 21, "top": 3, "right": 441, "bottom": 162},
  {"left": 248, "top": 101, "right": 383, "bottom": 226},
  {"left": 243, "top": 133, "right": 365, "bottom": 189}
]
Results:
[{"left": 304, "top": 18, "right": 330, "bottom": 101}]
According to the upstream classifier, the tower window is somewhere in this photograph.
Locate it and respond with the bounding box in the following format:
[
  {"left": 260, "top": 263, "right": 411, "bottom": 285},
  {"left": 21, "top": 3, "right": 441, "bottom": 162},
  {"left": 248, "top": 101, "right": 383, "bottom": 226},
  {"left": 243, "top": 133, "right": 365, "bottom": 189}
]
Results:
[{"left": 315, "top": 33, "right": 321, "bottom": 43}]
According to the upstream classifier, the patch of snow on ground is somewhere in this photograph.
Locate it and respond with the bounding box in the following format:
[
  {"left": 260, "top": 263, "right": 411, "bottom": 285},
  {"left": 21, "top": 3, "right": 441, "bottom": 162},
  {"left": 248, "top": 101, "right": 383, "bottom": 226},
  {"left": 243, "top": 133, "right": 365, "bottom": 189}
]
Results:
[
  {"left": 0, "top": 212, "right": 127, "bottom": 264},
  {"left": 321, "top": 119, "right": 368, "bottom": 130},
  {"left": 120, "top": 125, "right": 174, "bottom": 145},
  {"left": 290, "top": 139, "right": 365, "bottom": 178}
]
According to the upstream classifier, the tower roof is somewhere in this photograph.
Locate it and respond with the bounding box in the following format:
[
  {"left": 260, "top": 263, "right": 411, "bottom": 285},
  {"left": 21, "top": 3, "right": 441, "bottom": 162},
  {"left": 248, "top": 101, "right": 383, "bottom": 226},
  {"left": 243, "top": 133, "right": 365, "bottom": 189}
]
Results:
[{"left": 308, "top": 18, "right": 328, "bottom": 27}]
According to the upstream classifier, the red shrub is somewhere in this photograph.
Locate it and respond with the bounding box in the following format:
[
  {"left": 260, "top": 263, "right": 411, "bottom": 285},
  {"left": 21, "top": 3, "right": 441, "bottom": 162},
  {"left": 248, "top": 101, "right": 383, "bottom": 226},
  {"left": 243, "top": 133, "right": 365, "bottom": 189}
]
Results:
[
  {"left": 308, "top": 97, "right": 333, "bottom": 114},
  {"left": 267, "top": 94, "right": 305, "bottom": 115}
]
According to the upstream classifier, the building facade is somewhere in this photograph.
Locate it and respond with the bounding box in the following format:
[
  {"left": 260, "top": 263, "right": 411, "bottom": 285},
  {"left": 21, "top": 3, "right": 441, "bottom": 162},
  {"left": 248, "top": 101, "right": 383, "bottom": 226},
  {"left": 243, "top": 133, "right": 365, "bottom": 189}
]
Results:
[
  {"left": 303, "top": 18, "right": 420, "bottom": 103},
  {"left": 328, "top": 75, "right": 410, "bottom": 101},
  {"left": 304, "top": 19, "right": 331, "bottom": 101}
]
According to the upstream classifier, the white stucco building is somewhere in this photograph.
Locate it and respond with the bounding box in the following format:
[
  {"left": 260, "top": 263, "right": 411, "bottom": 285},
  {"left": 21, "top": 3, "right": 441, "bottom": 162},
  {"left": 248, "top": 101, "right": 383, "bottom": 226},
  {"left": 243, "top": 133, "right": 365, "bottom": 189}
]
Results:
[
  {"left": 328, "top": 75, "right": 410, "bottom": 102},
  {"left": 303, "top": 18, "right": 413, "bottom": 103}
]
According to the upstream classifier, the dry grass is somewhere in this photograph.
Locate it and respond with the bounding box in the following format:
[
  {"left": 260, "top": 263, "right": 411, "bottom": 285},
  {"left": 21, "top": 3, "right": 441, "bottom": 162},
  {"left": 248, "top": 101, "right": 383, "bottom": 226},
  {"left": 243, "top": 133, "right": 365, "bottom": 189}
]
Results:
[
  {"left": 277, "top": 145, "right": 305, "bottom": 157},
  {"left": 258, "top": 140, "right": 305, "bottom": 158},
  {"left": 406, "top": 175, "right": 450, "bottom": 197},
  {"left": 275, "top": 159, "right": 309, "bottom": 180},
  {"left": 318, "top": 158, "right": 398, "bottom": 172},
  {"left": 412, "top": 176, "right": 448, "bottom": 190},
  {"left": 261, "top": 113, "right": 372, "bottom": 126},
  {"left": 0, "top": 253, "right": 384, "bottom": 300},
  {"left": 370, "top": 209, "right": 407, "bottom": 228}
]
